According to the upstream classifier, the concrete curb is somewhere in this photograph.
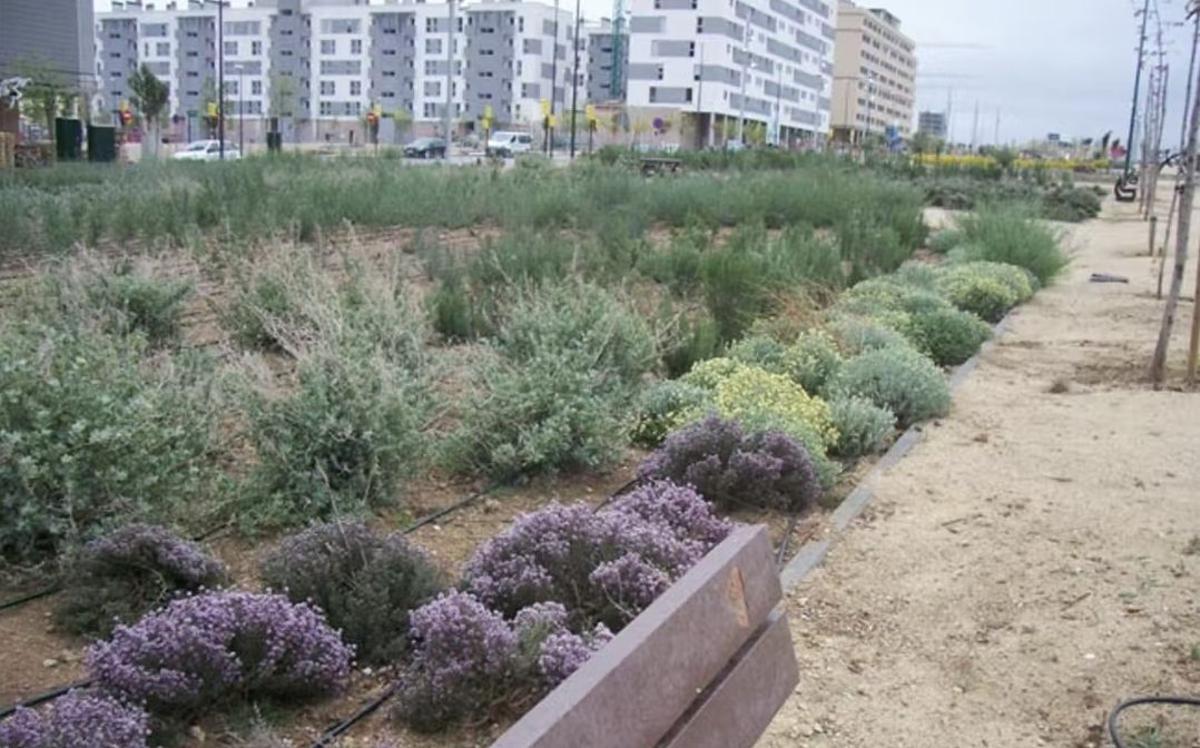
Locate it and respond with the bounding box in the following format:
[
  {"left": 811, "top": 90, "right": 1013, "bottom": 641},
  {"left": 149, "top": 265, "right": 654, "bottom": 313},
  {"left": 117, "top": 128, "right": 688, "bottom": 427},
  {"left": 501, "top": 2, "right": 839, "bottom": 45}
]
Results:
[{"left": 778, "top": 309, "right": 1018, "bottom": 590}]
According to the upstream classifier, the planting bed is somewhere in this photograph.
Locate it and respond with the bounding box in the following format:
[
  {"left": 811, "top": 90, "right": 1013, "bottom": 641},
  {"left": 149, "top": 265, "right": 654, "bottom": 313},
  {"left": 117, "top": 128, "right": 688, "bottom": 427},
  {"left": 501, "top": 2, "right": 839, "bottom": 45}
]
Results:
[{"left": 0, "top": 153, "right": 1069, "bottom": 747}]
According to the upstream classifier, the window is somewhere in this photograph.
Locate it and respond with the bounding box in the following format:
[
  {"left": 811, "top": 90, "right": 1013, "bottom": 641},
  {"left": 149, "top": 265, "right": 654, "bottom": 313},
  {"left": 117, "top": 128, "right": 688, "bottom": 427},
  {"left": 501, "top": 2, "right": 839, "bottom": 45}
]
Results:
[
  {"left": 518, "top": 16, "right": 525, "bottom": 32},
  {"left": 320, "top": 80, "right": 335, "bottom": 95},
  {"left": 225, "top": 81, "right": 239, "bottom": 95},
  {"left": 156, "top": 42, "right": 170, "bottom": 56},
  {"left": 320, "top": 19, "right": 361, "bottom": 34},
  {"left": 426, "top": 38, "right": 442, "bottom": 54},
  {"left": 351, "top": 39, "right": 363, "bottom": 54},
  {"left": 144, "top": 43, "right": 150, "bottom": 56},
  {"left": 224, "top": 41, "right": 238, "bottom": 56},
  {"left": 425, "top": 18, "right": 437, "bottom": 32},
  {"left": 251, "top": 80, "right": 263, "bottom": 95},
  {"left": 319, "top": 101, "right": 333, "bottom": 115},
  {"left": 424, "top": 81, "right": 441, "bottom": 96},
  {"left": 423, "top": 102, "right": 437, "bottom": 117},
  {"left": 321, "top": 39, "right": 336, "bottom": 54},
  {"left": 251, "top": 41, "right": 262, "bottom": 55},
  {"left": 350, "top": 81, "right": 362, "bottom": 95}
]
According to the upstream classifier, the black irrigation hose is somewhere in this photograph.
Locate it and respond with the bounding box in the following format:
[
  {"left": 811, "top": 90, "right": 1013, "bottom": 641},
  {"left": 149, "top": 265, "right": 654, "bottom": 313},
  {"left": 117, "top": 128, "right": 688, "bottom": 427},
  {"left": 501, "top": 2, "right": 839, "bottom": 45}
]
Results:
[
  {"left": 775, "top": 512, "right": 803, "bottom": 568},
  {"left": 1108, "top": 696, "right": 1200, "bottom": 748},
  {"left": 0, "top": 679, "right": 94, "bottom": 721},
  {"left": 399, "top": 482, "right": 504, "bottom": 535},
  {"left": 0, "top": 521, "right": 235, "bottom": 614},
  {"left": 310, "top": 683, "right": 400, "bottom": 748},
  {"left": 591, "top": 475, "right": 646, "bottom": 513}
]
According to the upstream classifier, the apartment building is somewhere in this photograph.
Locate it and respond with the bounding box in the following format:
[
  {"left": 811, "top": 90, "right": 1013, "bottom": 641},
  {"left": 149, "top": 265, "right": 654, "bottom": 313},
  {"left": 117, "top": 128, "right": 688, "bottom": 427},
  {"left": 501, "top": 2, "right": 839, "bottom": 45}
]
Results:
[
  {"left": 584, "top": 18, "right": 628, "bottom": 104},
  {"left": 917, "top": 109, "right": 945, "bottom": 139},
  {"left": 95, "top": 0, "right": 574, "bottom": 143},
  {"left": 623, "top": 0, "right": 835, "bottom": 148},
  {"left": 0, "top": 0, "right": 96, "bottom": 90},
  {"left": 829, "top": 1, "right": 915, "bottom": 143}
]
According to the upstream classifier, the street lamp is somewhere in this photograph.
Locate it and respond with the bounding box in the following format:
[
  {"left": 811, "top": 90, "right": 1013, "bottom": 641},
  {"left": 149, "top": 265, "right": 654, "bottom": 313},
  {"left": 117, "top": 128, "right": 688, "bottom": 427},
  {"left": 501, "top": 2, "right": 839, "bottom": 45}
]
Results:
[{"left": 200, "top": 0, "right": 229, "bottom": 160}]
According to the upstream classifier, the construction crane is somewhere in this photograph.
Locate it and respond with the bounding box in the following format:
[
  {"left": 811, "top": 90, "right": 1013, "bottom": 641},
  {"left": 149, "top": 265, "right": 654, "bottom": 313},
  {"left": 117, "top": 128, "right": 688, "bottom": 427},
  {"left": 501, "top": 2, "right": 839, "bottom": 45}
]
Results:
[{"left": 610, "top": 0, "right": 627, "bottom": 101}]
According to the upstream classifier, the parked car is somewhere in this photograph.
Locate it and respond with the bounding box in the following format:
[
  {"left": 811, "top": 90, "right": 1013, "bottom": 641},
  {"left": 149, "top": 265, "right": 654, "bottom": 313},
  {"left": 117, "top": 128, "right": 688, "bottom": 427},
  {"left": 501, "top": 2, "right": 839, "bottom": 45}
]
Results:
[
  {"left": 172, "top": 140, "right": 241, "bottom": 161},
  {"left": 487, "top": 131, "right": 534, "bottom": 158},
  {"left": 404, "top": 137, "right": 447, "bottom": 159}
]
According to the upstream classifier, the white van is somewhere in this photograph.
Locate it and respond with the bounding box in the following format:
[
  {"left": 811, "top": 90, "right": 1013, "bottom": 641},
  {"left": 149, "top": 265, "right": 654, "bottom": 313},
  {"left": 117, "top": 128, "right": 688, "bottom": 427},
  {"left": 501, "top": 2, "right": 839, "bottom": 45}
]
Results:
[{"left": 487, "top": 131, "right": 534, "bottom": 157}]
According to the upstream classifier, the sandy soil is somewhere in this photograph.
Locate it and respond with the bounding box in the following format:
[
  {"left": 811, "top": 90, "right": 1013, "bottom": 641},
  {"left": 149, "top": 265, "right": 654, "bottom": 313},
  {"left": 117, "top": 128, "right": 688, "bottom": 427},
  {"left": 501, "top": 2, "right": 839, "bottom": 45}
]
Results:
[{"left": 760, "top": 192, "right": 1200, "bottom": 747}]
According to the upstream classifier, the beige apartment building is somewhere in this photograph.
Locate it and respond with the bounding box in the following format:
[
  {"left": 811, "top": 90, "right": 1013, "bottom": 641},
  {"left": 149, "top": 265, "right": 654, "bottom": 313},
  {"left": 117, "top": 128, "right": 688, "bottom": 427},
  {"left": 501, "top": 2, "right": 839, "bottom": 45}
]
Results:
[{"left": 830, "top": 1, "right": 916, "bottom": 143}]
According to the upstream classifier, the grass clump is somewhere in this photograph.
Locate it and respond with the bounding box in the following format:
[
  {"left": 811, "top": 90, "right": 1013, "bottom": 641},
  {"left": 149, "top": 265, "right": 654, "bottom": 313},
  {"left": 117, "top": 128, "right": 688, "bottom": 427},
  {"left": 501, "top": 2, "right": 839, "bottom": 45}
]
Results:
[
  {"left": 956, "top": 205, "right": 1068, "bottom": 285},
  {"left": 631, "top": 380, "right": 711, "bottom": 448},
  {"left": 261, "top": 521, "right": 443, "bottom": 664},
  {"left": 829, "top": 346, "right": 951, "bottom": 426}
]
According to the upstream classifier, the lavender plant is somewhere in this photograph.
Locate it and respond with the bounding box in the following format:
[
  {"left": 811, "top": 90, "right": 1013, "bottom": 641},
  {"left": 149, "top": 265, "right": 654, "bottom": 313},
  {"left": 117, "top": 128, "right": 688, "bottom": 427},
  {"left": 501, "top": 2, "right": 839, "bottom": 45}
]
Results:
[
  {"left": 261, "top": 521, "right": 443, "bottom": 664},
  {"left": 55, "top": 524, "right": 227, "bottom": 638},
  {"left": 0, "top": 691, "right": 150, "bottom": 748},
  {"left": 87, "top": 591, "right": 353, "bottom": 715},
  {"left": 638, "top": 416, "right": 823, "bottom": 513}
]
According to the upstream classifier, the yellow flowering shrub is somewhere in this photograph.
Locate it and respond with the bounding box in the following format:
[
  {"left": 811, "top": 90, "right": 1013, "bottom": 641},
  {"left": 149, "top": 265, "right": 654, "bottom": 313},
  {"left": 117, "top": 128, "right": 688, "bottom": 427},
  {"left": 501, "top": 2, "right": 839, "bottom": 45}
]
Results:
[{"left": 710, "top": 367, "right": 838, "bottom": 449}]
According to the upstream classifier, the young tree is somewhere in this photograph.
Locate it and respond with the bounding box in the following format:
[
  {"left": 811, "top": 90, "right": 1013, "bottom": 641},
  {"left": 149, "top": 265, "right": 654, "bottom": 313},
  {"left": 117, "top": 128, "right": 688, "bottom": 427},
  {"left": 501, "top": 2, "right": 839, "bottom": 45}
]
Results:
[
  {"left": 128, "top": 64, "right": 170, "bottom": 159},
  {"left": 10, "top": 59, "right": 79, "bottom": 148}
]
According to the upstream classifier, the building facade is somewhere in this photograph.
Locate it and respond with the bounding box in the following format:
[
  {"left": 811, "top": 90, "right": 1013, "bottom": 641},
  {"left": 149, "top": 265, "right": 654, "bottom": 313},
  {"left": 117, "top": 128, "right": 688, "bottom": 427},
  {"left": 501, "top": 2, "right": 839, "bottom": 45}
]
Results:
[
  {"left": 95, "top": 0, "right": 577, "bottom": 143},
  {"left": 829, "top": 1, "right": 915, "bottom": 143},
  {"left": 917, "top": 109, "right": 945, "bottom": 139},
  {"left": 623, "top": 0, "right": 835, "bottom": 148},
  {"left": 584, "top": 19, "right": 627, "bottom": 104},
  {"left": 0, "top": 0, "right": 96, "bottom": 90}
]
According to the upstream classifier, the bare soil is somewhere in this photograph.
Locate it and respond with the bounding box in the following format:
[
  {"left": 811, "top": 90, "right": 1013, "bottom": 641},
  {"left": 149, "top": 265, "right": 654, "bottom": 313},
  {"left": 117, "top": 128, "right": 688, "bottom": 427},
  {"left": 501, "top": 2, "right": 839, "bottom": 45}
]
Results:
[{"left": 760, "top": 192, "right": 1200, "bottom": 746}]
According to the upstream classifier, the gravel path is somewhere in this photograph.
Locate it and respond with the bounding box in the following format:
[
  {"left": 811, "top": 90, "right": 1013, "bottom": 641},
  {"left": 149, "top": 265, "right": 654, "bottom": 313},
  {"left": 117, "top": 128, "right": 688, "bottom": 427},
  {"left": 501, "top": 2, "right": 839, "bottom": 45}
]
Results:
[{"left": 760, "top": 193, "right": 1200, "bottom": 747}]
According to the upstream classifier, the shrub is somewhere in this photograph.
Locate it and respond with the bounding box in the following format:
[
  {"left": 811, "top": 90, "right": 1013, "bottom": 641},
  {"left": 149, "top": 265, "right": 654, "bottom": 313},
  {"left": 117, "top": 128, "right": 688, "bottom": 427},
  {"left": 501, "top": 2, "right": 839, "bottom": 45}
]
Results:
[
  {"left": 631, "top": 380, "right": 712, "bottom": 448},
  {"left": 638, "top": 416, "right": 822, "bottom": 512},
  {"left": 0, "top": 690, "right": 150, "bottom": 748},
  {"left": 927, "top": 228, "right": 964, "bottom": 254},
  {"left": 935, "top": 261, "right": 1036, "bottom": 322},
  {"left": 1040, "top": 184, "right": 1101, "bottom": 222},
  {"left": 87, "top": 591, "right": 353, "bottom": 715},
  {"left": 826, "top": 314, "right": 913, "bottom": 356},
  {"left": 55, "top": 524, "right": 227, "bottom": 638},
  {"left": 905, "top": 307, "right": 992, "bottom": 367},
  {"left": 243, "top": 344, "right": 429, "bottom": 527},
  {"left": 827, "top": 396, "right": 895, "bottom": 458},
  {"left": 829, "top": 347, "right": 951, "bottom": 426},
  {"left": 496, "top": 281, "right": 656, "bottom": 385},
  {"left": 260, "top": 521, "right": 443, "bottom": 664},
  {"left": 443, "top": 348, "right": 630, "bottom": 480},
  {"left": 463, "top": 483, "right": 729, "bottom": 629},
  {"left": 956, "top": 206, "right": 1067, "bottom": 285},
  {"left": 392, "top": 592, "right": 611, "bottom": 732},
  {"left": 0, "top": 326, "right": 218, "bottom": 565},
  {"left": 87, "top": 272, "right": 192, "bottom": 346},
  {"left": 700, "top": 249, "right": 770, "bottom": 343},
  {"left": 661, "top": 311, "right": 721, "bottom": 378},
  {"left": 786, "top": 331, "right": 844, "bottom": 394}
]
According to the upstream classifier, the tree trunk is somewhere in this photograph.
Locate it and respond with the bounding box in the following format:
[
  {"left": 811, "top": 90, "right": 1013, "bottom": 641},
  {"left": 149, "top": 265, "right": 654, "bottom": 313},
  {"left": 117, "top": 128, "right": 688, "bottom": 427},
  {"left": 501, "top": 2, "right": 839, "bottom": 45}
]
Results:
[{"left": 1150, "top": 54, "right": 1200, "bottom": 386}]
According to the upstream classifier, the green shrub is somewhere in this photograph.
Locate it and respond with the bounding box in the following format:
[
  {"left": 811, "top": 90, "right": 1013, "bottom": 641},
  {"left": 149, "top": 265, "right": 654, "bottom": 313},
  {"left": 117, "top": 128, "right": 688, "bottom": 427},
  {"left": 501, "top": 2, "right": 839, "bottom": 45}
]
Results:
[
  {"left": 927, "top": 228, "right": 964, "bottom": 254},
  {"left": 728, "top": 331, "right": 843, "bottom": 394},
  {"left": 496, "top": 281, "right": 656, "bottom": 385},
  {"left": 829, "top": 346, "right": 951, "bottom": 426},
  {"left": 1040, "top": 185, "right": 1102, "bottom": 222},
  {"left": 442, "top": 349, "right": 630, "bottom": 480},
  {"left": 261, "top": 521, "right": 444, "bottom": 664},
  {"left": 700, "top": 248, "right": 770, "bottom": 343},
  {"left": 242, "top": 344, "right": 430, "bottom": 527},
  {"left": 631, "top": 380, "right": 712, "bottom": 448},
  {"left": 427, "top": 272, "right": 493, "bottom": 342},
  {"left": 0, "top": 326, "right": 219, "bottom": 564},
  {"left": 85, "top": 270, "right": 192, "bottom": 346},
  {"left": 661, "top": 312, "right": 721, "bottom": 378},
  {"left": 827, "top": 314, "right": 914, "bottom": 356},
  {"left": 934, "top": 262, "right": 1031, "bottom": 322},
  {"left": 828, "top": 396, "right": 896, "bottom": 458},
  {"left": 906, "top": 307, "right": 992, "bottom": 367},
  {"left": 956, "top": 206, "right": 1067, "bottom": 285}
]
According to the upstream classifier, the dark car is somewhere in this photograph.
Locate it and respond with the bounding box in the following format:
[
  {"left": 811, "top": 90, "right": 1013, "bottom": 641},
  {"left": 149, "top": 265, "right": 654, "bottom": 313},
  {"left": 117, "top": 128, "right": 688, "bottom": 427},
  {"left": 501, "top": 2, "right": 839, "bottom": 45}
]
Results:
[{"left": 404, "top": 137, "right": 446, "bottom": 159}]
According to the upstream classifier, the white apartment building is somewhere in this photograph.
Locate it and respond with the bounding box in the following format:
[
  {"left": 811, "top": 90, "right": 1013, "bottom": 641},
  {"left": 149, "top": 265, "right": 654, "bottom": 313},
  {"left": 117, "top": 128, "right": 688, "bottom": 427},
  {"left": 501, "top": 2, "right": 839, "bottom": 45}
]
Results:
[
  {"left": 624, "top": 0, "right": 835, "bottom": 148},
  {"left": 96, "top": 0, "right": 576, "bottom": 143}
]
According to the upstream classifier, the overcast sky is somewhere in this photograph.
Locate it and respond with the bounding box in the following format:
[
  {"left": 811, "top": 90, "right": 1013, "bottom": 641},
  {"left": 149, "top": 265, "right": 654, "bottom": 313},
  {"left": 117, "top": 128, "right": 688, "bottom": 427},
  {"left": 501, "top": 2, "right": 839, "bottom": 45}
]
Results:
[{"left": 93, "top": 0, "right": 1198, "bottom": 144}]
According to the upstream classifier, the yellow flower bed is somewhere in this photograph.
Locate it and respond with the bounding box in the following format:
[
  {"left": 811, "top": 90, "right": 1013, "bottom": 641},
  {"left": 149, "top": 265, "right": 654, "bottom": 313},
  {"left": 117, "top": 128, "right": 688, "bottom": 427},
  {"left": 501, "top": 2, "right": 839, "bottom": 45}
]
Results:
[{"left": 913, "top": 153, "right": 1109, "bottom": 172}]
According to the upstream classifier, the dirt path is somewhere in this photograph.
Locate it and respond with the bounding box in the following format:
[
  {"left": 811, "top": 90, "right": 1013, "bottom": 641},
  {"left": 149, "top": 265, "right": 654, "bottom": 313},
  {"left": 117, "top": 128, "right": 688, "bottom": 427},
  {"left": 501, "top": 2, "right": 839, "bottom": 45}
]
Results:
[{"left": 760, "top": 193, "right": 1200, "bottom": 747}]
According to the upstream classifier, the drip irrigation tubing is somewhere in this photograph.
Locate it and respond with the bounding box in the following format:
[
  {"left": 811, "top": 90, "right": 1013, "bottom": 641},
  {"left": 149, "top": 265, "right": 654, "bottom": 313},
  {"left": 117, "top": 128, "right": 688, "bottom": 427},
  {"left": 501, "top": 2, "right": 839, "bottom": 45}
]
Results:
[
  {"left": 0, "top": 680, "right": 94, "bottom": 721},
  {"left": 775, "top": 512, "right": 803, "bottom": 567},
  {"left": 0, "top": 521, "right": 235, "bottom": 614},
  {"left": 399, "top": 482, "right": 503, "bottom": 535},
  {"left": 310, "top": 683, "right": 400, "bottom": 748},
  {"left": 1108, "top": 695, "right": 1200, "bottom": 748}
]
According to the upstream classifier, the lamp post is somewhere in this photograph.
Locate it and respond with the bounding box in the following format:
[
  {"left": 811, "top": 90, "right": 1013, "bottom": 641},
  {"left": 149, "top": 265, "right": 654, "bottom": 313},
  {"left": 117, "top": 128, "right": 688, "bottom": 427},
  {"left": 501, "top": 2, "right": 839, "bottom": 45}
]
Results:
[{"left": 201, "top": 0, "right": 228, "bottom": 159}]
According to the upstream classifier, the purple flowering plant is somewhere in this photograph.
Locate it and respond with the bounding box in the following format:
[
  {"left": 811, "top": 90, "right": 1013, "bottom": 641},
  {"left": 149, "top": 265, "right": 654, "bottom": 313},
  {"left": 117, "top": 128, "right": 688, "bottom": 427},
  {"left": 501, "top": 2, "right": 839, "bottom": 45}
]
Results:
[
  {"left": 638, "top": 415, "right": 823, "bottom": 513},
  {"left": 86, "top": 591, "right": 353, "bottom": 716},
  {"left": 55, "top": 523, "right": 227, "bottom": 637},
  {"left": 0, "top": 690, "right": 150, "bottom": 748}
]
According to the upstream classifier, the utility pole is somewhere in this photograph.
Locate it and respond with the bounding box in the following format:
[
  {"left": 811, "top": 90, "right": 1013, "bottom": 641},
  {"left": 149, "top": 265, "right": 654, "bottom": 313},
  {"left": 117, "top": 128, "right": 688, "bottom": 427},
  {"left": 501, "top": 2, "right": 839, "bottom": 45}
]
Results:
[
  {"left": 1124, "top": 0, "right": 1152, "bottom": 177},
  {"left": 569, "top": 0, "right": 582, "bottom": 158},
  {"left": 993, "top": 109, "right": 1000, "bottom": 146},
  {"left": 443, "top": 0, "right": 456, "bottom": 159},
  {"left": 217, "top": 0, "right": 225, "bottom": 160},
  {"left": 737, "top": 42, "right": 749, "bottom": 143},
  {"left": 549, "top": 0, "right": 561, "bottom": 157},
  {"left": 1151, "top": 2, "right": 1200, "bottom": 387}
]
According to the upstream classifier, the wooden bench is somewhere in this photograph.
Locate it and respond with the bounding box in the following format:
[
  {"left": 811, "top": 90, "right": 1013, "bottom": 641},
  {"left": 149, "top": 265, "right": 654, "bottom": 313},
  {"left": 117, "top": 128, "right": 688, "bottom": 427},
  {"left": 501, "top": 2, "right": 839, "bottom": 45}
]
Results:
[
  {"left": 492, "top": 525, "right": 798, "bottom": 748},
  {"left": 640, "top": 157, "right": 683, "bottom": 176}
]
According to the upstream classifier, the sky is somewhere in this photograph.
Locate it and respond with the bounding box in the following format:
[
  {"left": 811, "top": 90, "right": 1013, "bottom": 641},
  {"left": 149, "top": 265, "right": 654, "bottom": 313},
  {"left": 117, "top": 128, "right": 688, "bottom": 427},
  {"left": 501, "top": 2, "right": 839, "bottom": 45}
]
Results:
[{"left": 93, "top": 0, "right": 1199, "bottom": 145}]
